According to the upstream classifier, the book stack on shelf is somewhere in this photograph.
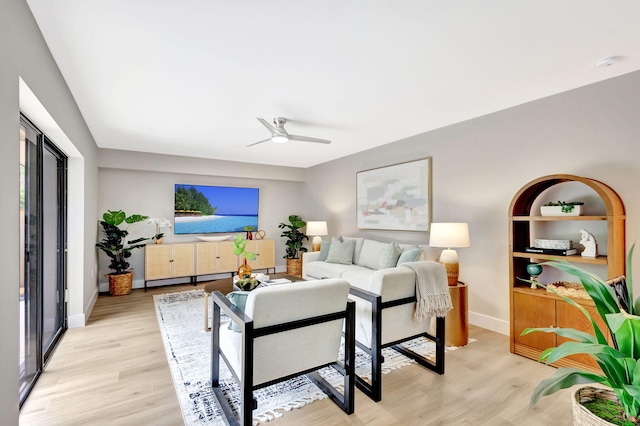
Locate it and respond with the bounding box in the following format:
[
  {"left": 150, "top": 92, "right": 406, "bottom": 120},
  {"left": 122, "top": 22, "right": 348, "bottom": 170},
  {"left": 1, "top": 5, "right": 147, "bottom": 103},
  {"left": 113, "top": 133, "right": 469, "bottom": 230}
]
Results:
[{"left": 525, "top": 239, "right": 578, "bottom": 256}]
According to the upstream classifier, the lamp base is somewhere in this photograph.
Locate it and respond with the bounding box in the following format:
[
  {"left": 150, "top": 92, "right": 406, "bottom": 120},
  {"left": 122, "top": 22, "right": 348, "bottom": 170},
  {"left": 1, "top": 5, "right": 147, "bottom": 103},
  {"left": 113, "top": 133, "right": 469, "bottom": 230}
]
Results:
[
  {"left": 312, "top": 236, "right": 322, "bottom": 252},
  {"left": 439, "top": 249, "right": 459, "bottom": 286}
]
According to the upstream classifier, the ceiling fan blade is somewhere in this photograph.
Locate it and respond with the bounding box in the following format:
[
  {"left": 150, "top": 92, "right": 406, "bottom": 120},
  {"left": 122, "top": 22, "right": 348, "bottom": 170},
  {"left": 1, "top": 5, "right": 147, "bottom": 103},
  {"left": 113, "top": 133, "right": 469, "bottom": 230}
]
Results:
[
  {"left": 257, "top": 118, "right": 279, "bottom": 135},
  {"left": 246, "top": 138, "right": 271, "bottom": 147},
  {"left": 288, "top": 134, "right": 331, "bottom": 144}
]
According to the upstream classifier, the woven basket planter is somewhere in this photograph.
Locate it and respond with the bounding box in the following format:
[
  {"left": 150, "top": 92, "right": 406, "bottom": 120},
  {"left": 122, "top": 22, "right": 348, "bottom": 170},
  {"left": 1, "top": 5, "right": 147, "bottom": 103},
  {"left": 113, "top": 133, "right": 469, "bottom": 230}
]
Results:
[
  {"left": 572, "top": 386, "right": 618, "bottom": 426},
  {"left": 286, "top": 258, "right": 302, "bottom": 278},
  {"left": 108, "top": 270, "right": 134, "bottom": 296}
]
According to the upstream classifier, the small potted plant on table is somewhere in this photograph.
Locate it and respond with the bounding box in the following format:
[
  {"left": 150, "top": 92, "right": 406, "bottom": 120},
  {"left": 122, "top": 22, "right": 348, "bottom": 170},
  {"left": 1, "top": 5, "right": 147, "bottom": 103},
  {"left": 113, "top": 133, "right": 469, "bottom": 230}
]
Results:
[
  {"left": 232, "top": 234, "right": 257, "bottom": 280},
  {"left": 96, "top": 210, "right": 150, "bottom": 296},
  {"left": 278, "top": 215, "right": 309, "bottom": 277}
]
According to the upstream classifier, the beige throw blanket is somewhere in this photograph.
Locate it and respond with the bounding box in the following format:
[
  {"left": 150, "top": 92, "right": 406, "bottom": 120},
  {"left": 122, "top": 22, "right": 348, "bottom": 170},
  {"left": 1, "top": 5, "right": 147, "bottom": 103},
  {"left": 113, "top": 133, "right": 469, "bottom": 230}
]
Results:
[{"left": 402, "top": 261, "right": 453, "bottom": 320}]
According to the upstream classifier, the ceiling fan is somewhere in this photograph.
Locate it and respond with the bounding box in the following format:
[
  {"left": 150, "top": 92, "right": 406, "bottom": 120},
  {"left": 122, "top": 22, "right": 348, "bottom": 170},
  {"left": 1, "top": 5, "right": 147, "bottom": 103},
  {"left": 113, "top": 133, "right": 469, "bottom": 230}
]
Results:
[{"left": 247, "top": 117, "right": 331, "bottom": 147}]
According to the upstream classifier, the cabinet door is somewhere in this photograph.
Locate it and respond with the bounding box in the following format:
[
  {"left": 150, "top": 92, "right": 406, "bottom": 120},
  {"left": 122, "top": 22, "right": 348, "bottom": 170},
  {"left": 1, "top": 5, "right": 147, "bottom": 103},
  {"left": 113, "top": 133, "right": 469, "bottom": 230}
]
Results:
[
  {"left": 217, "top": 241, "right": 238, "bottom": 273},
  {"left": 145, "top": 245, "right": 172, "bottom": 280},
  {"left": 196, "top": 243, "right": 218, "bottom": 275},
  {"left": 556, "top": 302, "right": 608, "bottom": 368},
  {"left": 171, "top": 243, "right": 195, "bottom": 277},
  {"left": 247, "top": 240, "right": 275, "bottom": 269},
  {"left": 512, "top": 291, "right": 556, "bottom": 350},
  {"left": 256, "top": 239, "right": 275, "bottom": 269}
]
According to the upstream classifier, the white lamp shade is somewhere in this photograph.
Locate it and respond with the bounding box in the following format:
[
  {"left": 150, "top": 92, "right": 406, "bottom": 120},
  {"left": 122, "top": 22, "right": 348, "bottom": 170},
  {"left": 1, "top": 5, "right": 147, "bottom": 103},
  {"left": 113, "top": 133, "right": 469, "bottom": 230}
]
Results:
[
  {"left": 429, "top": 223, "right": 470, "bottom": 248},
  {"left": 306, "top": 221, "right": 328, "bottom": 236}
]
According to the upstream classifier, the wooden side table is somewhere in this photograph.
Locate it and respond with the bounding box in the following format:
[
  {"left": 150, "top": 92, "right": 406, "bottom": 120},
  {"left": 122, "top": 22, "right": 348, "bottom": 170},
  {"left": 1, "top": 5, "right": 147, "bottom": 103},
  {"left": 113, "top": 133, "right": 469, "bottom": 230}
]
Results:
[{"left": 445, "top": 282, "right": 468, "bottom": 346}]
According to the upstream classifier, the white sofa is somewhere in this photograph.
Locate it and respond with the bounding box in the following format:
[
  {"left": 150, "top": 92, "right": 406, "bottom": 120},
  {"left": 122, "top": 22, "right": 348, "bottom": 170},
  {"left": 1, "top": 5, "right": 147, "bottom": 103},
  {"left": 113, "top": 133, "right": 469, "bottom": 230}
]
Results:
[
  {"left": 302, "top": 237, "right": 425, "bottom": 288},
  {"left": 303, "top": 237, "right": 448, "bottom": 401}
]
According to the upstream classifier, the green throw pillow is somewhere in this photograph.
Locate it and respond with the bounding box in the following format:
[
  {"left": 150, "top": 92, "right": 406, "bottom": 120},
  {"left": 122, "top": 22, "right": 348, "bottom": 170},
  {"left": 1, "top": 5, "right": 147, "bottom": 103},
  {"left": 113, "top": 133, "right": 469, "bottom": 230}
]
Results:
[
  {"left": 397, "top": 246, "right": 423, "bottom": 266},
  {"left": 318, "top": 240, "right": 331, "bottom": 261},
  {"left": 325, "top": 237, "right": 355, "bottom": 265},
  {"left": 226, "top": 291, "right": 249, "bottom": 332},
  {"left": 379, "top": 242, "right": 403, "bottom": 269}
]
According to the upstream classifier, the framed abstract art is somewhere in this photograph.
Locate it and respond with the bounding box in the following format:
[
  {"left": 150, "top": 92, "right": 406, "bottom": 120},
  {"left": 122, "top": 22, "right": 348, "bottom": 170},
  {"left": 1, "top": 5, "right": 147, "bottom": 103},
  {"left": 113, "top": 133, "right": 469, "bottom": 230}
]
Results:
[{"left": 356, "top": 158, "right": 431, "bottom": 231}]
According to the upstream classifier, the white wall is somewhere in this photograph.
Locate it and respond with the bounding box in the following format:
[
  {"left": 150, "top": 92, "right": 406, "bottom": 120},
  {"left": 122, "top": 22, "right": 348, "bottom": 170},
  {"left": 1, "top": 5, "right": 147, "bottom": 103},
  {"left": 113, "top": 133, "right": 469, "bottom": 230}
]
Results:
[
  {"left": 1, "top": 0, "right": 99, "bottom": 423},
  {"left": 304, "top": 70, "right": 640, "bottom": 335},
  {"left": 97, "top": 151, "right": 308, "bottom": 289}
]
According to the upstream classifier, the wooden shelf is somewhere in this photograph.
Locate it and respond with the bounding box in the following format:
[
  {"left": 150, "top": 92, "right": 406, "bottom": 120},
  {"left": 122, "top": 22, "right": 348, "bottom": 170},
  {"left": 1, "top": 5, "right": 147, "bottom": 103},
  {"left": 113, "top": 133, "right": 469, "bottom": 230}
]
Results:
[
  {"left": 508, "top": 174, "right": 625, "bottom": 373},
  {"left": 511, "top": 215, "right": 609, "bottom": 221},
  {"left": 512, "top": 252, "right": 608, "bottom": 265},
  {"left": 512, "top": 285, "right": 596, "bottom": 306}
]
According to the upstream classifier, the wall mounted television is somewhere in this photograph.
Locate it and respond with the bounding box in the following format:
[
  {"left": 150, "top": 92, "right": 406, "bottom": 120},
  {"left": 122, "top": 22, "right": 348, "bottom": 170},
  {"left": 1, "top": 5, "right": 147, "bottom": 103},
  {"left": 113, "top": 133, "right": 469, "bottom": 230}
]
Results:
[{"left": 174, "top": 184, "right": 259, "bottom": 234}]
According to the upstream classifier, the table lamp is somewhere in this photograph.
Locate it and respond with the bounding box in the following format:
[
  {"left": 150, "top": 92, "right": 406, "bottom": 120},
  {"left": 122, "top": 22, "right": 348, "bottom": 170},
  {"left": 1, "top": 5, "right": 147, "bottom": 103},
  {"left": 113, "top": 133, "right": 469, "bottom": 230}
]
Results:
[
  {"left": 306, "top": 221, "right": 328, "bottom": 252},
  {"left": 429, "top": 222, "right": 471, "bottom": 286}
]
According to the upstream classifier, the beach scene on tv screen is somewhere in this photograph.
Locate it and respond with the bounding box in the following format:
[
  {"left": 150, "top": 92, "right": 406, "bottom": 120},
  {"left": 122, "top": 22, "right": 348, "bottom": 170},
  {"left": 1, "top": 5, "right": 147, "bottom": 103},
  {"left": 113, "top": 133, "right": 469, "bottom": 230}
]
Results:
[{"left": 174, "top": 184, "right": 259, "bottom": 234}]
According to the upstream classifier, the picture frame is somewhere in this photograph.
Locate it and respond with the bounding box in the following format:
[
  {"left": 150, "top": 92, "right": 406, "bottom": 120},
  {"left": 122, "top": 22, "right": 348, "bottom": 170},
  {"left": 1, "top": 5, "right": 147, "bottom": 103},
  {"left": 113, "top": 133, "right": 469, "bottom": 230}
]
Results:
[{"left": 356, "top": 158, "right": 431, "bottom": 231}]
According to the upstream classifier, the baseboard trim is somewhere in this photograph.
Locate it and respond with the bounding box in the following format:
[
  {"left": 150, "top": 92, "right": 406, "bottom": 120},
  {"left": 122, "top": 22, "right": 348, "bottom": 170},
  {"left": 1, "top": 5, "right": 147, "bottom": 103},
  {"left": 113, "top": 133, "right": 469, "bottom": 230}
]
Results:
[
  {"left": 469, "top": 311, "right": 509, "bottom": 336},
  {"left": 68, "top": 286, "right": 99, "bottom": 328}
]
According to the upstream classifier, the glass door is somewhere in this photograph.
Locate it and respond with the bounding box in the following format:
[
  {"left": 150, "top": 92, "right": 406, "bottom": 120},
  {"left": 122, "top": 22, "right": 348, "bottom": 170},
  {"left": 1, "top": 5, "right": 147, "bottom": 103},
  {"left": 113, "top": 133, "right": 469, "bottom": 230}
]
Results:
[
  {"left": 41, "top": 140, "right": 66, "bottom": 362},
  {"left": 19, "top": 120, "right": 39, "bottom": 404},
  {"left": 19, "top": 116, "right": 67, "bottom": 407}
]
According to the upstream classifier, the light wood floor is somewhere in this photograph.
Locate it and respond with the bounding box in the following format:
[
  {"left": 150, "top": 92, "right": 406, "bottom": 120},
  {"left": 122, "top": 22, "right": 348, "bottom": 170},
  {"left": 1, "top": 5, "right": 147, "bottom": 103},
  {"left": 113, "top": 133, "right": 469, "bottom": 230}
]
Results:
[{"left": 20, "top": 282, "right": 574, "bottom": 425}]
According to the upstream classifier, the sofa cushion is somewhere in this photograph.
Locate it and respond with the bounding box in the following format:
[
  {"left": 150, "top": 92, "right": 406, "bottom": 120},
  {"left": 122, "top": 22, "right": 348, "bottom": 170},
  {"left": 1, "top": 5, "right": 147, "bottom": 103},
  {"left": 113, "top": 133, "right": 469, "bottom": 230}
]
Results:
[
  {"left": 326, "top": 238, "right": 356, "bottom": 265},
  {"left": 304, "top": 261, "right": 369, "bottom": 280},
  {"left": 341, "top": 268, "right": 376, "bottom": 291},
  {"left": 397, "top": 246, "right": 423, "bottom": 265},
  {"left": 378, "top": 242, "right": 403, "bottom": 269},
  {"left": 357, "top": 240, "right": 389, "bottom": 269},
  {"left": 341, "top": 237, "right": 365, "bottom": 264}
]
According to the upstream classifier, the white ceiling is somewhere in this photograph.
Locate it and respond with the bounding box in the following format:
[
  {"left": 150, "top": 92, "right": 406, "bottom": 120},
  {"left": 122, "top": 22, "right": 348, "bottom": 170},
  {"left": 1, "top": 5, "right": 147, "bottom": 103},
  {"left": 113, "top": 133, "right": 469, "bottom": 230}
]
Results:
[{"left": 26, "top": 1, "right": 640, "bottom": 168}]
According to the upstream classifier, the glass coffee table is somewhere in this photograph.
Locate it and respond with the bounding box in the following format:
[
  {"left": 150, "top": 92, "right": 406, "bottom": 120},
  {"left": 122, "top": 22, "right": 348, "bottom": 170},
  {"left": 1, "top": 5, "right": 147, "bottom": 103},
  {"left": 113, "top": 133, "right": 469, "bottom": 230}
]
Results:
[{"left": 203, "top": 273, "right": 304, "bottom": 331}]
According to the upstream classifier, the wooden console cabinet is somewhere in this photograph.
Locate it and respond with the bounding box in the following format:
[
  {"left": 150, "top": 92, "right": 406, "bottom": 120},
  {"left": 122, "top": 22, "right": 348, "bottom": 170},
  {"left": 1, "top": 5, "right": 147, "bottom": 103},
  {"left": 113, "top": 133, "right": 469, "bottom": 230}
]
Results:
[
  {"left": 144, "top": 239, "right": 275, "bottom": 291},
  {"left": 509, "top": 174, "right": 625, "bottom": 372}
]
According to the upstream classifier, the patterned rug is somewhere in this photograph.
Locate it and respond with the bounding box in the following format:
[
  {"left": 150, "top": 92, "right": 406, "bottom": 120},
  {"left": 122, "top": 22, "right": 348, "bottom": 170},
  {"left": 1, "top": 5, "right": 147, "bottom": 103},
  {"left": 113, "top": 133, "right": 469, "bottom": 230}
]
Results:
[{"left": 154, "top": 289, "right": 473, "bottom": 425}]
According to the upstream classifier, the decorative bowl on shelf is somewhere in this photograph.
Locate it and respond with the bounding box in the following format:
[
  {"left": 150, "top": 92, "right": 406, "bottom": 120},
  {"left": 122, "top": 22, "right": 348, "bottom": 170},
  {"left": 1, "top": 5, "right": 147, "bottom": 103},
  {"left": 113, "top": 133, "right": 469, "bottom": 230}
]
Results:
[
  {"left": 540, "top": 205, "right": 584, "bottom": 216},
  {"left": 196, "top": 235, "right": 233, "bottom": 242}
]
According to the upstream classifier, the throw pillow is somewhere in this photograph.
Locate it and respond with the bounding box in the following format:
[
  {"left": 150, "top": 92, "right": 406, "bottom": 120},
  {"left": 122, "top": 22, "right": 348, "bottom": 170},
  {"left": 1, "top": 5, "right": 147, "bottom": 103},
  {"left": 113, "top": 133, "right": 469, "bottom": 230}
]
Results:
[
  {"left": 396, "top": 246, "right": 423, "bottom": 266},
  {"left": 318, "top": 237, "right": 340, "bottom": 261},
  {"left": 379, "top": 242, "right": 403, "bottom": 269},
  {"left": 325, "top": 237, "right": 356, "bottom": 265},
  {"left": 227, "top": 291, "right": 249, "bottom": 332},
  {"left": 357, "top": 239, "right": 389, "bottom": 269}
]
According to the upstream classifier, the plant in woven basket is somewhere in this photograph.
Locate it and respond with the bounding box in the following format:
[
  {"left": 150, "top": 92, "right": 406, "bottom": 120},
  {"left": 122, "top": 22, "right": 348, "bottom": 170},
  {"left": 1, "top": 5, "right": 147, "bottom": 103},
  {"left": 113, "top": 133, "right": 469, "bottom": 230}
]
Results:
[
  {"left": 278, "top": 215, "right": 309, "bottom": 259},
  {"left": 96, "top": 210, "right": 150, "bottom": 274},
  {"left": 523, "top": 244, "right": 640, "bottom": 423}
]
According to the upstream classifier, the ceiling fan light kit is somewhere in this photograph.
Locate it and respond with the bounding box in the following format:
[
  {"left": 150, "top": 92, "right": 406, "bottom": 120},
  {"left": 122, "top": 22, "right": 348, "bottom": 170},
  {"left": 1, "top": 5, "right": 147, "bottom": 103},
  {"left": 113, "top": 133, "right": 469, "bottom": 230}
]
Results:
[{"left": 248, "top": 117, "right": 331, "bottom": 147}]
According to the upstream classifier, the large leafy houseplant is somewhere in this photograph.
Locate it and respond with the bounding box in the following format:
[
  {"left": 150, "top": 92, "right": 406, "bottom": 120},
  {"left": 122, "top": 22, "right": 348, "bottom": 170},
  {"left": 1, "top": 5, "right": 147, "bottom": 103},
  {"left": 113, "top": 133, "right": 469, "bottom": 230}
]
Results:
[
  {"left": 96, "top": 210, "right": 150, "bottom": 274},
  {"left": 278, "top": 215, "right": 309, "bottom": 259},
  {"left": 524, "top": 244, "right": 640, "bottom": 422}
]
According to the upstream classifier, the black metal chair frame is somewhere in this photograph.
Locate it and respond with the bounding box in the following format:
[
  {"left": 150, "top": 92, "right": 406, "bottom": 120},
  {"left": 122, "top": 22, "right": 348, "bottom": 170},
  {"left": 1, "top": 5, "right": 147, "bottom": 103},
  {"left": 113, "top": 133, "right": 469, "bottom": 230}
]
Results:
[
  {"left": 349, "top": 286, "right": 445, "bottom": 402},
  {"left": 210, "top": 290, "right": 355, "bottom": 426}
]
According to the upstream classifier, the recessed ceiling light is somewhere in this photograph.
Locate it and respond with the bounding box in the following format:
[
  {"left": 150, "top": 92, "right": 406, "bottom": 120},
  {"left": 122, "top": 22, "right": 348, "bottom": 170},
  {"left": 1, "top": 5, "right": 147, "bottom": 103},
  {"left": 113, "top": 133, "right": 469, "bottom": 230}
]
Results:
[{"left": 596, "top": 56, "right": 621, "bottom": 68}]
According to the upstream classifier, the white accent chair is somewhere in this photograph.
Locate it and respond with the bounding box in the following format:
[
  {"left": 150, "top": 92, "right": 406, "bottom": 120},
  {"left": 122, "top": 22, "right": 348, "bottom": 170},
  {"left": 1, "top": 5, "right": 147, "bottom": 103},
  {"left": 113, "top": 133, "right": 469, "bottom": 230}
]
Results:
[
  {"left": 210, "top": 278, "right": 355, "bottom": 426},
  {"left": 349, "top": 263, "right": 448, "bottom": 401}
]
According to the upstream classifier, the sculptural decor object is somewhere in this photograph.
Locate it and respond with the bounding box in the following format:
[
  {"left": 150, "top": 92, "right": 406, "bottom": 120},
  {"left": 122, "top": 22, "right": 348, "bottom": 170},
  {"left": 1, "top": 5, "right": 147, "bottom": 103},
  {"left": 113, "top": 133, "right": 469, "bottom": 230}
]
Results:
[{"left": 579, "top": 228, "right": 598, "bottom": 258}]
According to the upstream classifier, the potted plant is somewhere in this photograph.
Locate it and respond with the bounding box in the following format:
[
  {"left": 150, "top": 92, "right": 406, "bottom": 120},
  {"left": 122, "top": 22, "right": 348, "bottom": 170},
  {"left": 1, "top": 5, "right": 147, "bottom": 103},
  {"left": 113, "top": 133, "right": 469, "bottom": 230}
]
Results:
[
  {"left": 524, "top": 245, "right": 640, "bottom": 425},
  {"left": 541, "top": 200, "right": 585, "bottom": 216},
  {"left": 232, "top": 234, "right": 257, "bottom": 279},
  {"left": 96, "top": 210, "right": 150, "bottom": 296},
  {"left": 147, "top": 217, "right": 172, "bottom": 244},
  {"left": 278, "top": 215, "right": 309, "bottom": 277}
]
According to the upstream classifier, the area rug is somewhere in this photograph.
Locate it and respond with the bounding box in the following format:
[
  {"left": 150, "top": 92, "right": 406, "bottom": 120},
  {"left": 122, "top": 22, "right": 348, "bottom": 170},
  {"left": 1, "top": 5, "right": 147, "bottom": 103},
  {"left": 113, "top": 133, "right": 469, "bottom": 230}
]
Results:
[{"left": 154, "top": 289, "right": 474, "bottom": 425}]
